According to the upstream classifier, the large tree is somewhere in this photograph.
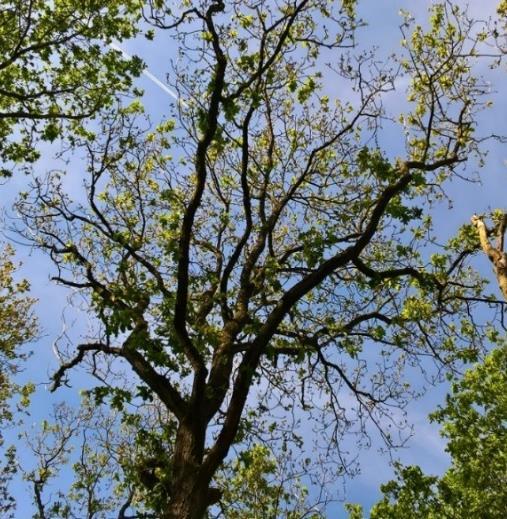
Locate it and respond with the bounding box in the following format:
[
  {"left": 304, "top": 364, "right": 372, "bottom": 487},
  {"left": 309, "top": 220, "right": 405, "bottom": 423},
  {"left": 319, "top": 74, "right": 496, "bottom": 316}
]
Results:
[
  {"left": 14, "top": 1, "right": 505, "bottom": 517},
  {"left": 0, "top": 0, "right": 144, "bottom": 176}
]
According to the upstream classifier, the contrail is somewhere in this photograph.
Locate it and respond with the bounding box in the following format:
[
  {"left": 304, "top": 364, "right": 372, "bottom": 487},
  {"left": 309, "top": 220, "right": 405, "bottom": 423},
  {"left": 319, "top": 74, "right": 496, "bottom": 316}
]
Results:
[{"left": 109, "top": 42, "right": 187, "bottom": 107}]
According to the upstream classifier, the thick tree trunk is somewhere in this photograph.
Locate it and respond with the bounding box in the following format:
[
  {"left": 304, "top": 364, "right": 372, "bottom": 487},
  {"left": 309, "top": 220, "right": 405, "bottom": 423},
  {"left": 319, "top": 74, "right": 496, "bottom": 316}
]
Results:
[
  {"left": 164, "top": 462, "right": 222, "bottom": 519},
  {"left": 164, "top": 482, "right": 210, "bottom": 519},
  {"left": 163, "top": 416, "right": 217, "bottom": 519}
]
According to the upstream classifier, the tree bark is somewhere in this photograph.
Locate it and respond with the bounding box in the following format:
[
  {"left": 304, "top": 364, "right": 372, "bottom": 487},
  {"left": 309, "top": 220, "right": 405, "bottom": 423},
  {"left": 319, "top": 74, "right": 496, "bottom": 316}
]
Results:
[
  {"left": 471, "top": 214, "right": 507, "bottom": 301},
  {"left": 165, "top": 485, "right": 221, "bottom": 519},
  {"left": 164, "top": 416, "right": 220, "bottom": 519}
]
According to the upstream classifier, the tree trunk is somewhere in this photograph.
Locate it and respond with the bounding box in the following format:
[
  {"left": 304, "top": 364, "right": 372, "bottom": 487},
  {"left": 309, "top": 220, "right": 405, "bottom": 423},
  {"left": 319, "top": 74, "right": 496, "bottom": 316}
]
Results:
[
  {"left": 163, "top": 417, "right": 211, "bottom": 519},
  {"left": 164, "top": 482, "right": 210, "bottom": 519},
  {"left": 164, "top": 464, "right": 221, "bottom": 519}
]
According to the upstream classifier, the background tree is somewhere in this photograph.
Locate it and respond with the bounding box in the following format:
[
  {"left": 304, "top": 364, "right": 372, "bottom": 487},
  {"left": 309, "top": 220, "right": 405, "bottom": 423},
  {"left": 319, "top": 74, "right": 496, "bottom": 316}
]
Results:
[
  {"left": 0, "top": 244, "right": 37, "bottom": 423},
  {"left": 13, "top": 1, "right": 505, "bottom": 517},
  {"left": 349, "top": 344, "right": 507, "bottom": 519},
  {"left": 347, "top": 209, "right": 507, "bottom": 518},
  {"left": 0, "top": 0, "right": 144, "bottom": 177},
  {"left": 0, "top": 244, "right": 37, "bottom": 517},
  {"left": 20, "top": 399, "right": 159, "bottom": 519},
  {"left": 216, "top": 444, "right": 325, "bottom": 519}
]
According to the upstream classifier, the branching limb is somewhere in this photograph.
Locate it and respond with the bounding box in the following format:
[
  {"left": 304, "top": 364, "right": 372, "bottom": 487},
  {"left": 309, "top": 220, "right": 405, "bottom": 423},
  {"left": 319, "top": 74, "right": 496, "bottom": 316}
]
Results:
[
  {"left": 51, "top": 343, "right": 123, "bottom": 392},
  {"left": 51, "top": 339, "right": 187, "bottom": 420},
  {"left": 174, "top": 0, "right": 227, "bottom": 380}
]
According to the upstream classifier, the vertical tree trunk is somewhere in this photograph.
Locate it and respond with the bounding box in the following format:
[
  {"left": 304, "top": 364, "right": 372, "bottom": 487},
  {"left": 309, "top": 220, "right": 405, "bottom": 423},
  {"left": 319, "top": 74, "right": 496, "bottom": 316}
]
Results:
[
  {"left": 164, "top": 483, "right": 209, "bottom": 519},
  {"left": 164, "top": 417, "right": 211, "bottom": 519}
]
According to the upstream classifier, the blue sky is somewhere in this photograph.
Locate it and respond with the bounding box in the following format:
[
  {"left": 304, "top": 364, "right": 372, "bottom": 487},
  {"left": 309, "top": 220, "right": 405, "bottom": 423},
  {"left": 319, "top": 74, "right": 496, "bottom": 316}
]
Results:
[{"left": 2, "top": 0, "right": 506, "bottom": 516}]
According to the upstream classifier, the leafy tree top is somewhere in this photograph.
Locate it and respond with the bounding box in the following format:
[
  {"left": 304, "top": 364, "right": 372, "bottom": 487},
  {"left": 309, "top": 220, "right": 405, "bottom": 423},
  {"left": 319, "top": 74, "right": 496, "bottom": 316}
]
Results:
[{"left": 0, "top": 0, "right": 145, "bottom": 176}]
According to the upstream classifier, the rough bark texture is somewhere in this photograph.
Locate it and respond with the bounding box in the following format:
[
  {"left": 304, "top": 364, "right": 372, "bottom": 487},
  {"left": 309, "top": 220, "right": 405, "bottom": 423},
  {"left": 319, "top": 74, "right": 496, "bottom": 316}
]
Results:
[{"left": 164, "top": 419, "right": 206, "bottom": 519}]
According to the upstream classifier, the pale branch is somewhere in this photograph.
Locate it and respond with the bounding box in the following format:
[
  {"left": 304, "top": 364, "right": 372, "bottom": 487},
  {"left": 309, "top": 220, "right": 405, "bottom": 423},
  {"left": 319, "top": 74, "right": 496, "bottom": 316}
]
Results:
[
  {"left": 471, "top": 213, "right": 507, "bottom": 301},
  {"left": 497, "top": 213, "right": 507, "bottom": 252}
]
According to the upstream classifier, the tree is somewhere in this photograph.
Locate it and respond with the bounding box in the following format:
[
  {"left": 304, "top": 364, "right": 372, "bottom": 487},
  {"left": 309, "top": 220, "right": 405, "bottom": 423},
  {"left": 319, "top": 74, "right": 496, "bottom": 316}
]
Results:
[
  {"left": 22, "top": 400, "right": 325, "bottom": 518},
  {"left": 348, "top": 209, "right": 507, "bottom": 518},
  {"left": 21, "top": 400, "right": 157, "bottom": 519},
  {"left": 0, "top": 0, "right": 144, "bottom": 176},
  {"left": 0, "top": 244, "right": 37, "bottom": 517},
  {"left": 0, "top": 244, "right": 37, "bottom": 423},
  {"left": 350, "top": 344, "right": 507, "bottom": 519},
  {"left": 216, "top": 444, "right": 325, "bottom": 519},
  {"left": 471, "top": 211, "right": 507, "bottom": 300},
  {"left": 13, "top": 1, "right": 505, "bottom": 517}
]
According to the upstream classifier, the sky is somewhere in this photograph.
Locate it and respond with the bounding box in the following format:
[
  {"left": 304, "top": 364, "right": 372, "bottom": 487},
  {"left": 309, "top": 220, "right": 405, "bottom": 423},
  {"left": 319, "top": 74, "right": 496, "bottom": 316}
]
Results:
[{"left": 2, "top": 0, "right": 506, "bottom": 516}]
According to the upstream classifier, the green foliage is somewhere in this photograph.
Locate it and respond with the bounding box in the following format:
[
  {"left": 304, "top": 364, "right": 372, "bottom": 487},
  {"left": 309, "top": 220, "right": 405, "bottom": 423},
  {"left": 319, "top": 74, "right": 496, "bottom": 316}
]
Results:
[
  {"left": 0, "top": 245, "right": 36, "bottom": 516},
  {"left": 218, "top": 445, "right": 324, "bottom": 519},
  {"left": 399, "top": 2, "right": 487, "bottom": 166},
  {"left": 21, "top": 399, "right": 164, "bottom": 519},
  {"left": 352, "top": 345, "right": 507, "bottom": 519},
  {"left": 0, "top": 446, "right": 17, "bottom": 519},
  {"left": 432, "top": 346, "right": 507, "bottom": 517},
  {"left": 8, "top": 0, "right": 505, "bottom": 516},
  {"left": 0, "top": 245, "right": 37, "bottom": 426},
  {"left": 0, "top": 0, "right": 143, "bottom": 176},
  {"left": 369, "top": 465, "right": 442, "bottom": 519}
]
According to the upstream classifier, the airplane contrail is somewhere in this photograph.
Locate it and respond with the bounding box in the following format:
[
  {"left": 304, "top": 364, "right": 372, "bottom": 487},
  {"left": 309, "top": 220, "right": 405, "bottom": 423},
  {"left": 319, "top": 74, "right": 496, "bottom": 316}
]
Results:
[{"left": 109, "top": 42, "right": 187, "bottom": 108}]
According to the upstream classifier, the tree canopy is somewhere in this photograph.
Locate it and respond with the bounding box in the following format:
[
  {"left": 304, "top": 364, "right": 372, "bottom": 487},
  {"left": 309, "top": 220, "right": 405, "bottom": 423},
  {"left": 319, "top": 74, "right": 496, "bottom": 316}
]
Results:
[
  {"left": 0, "top": 244, "right": 37, "bottom": 426},
  {"left": 1, "top": 0, "right": 505, "bottom": 518},
  {"left": 0, "top": 0, "right": 144, "bottom": 176}
]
